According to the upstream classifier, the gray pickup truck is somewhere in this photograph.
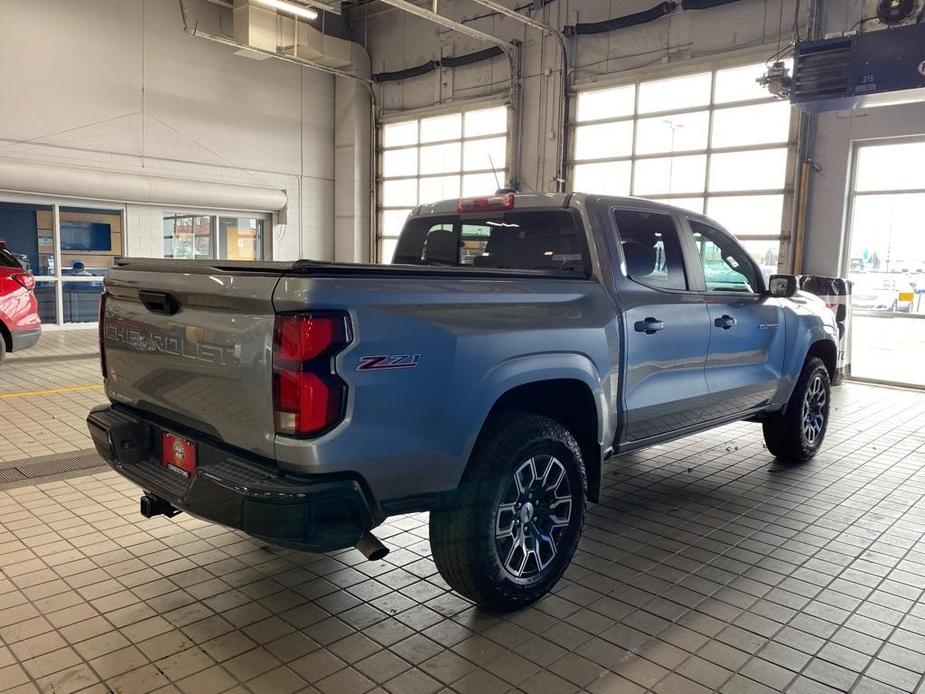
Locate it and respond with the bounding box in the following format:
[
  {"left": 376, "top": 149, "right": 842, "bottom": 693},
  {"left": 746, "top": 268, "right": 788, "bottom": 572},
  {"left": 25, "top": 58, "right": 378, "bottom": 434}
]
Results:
[{"left": 88, "top": 192, "right": 838, "bottom": 610}]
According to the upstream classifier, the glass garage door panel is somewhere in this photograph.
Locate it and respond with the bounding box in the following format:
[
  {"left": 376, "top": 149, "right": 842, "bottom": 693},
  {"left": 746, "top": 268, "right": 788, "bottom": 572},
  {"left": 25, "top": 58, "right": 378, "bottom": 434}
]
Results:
[{"left": 847, "top": 183, "right": 925, "bottom": 387}]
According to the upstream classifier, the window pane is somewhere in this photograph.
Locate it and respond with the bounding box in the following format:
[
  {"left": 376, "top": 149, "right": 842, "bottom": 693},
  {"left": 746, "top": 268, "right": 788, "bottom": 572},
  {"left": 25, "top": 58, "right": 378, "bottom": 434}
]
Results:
[
  {"left": 383, "top": 178, "right": 418, "bottom": 207},
  {"left": 614, "top": 210, "right": 687, "bottom": 290},
  {"left": 383, "top": 147, "right": 417, "bottom": 178},
  {"left": 706, "top": 194, "right": 784, "bottom": 237},
  {"left": 382, "top": 209, "right": 411, "bottom": 237},
  {"left": 0, "top": 203, "right": 55, "bottom": 276},
  {"left": 164, "top": 215, "right": 212, "bottom": 259},
  {"left": 855, "top": 142, "right": 925, "bottom": 192},
  {"left": 463, "top": 137, "right": 506, "bottom": 172},
  {"left": 574, "top": 121, "right": 633, "bottom": 161},
  {"left": 34, "top": 280, "right": 57, "bottom": 323},
  {"left": 635, "top": 111, "right": 709, "bottom": 155},
  {"left": 740, "top": 239, "right": 781, "bottom": 280},
  {"left": 383, "top": 120, "right": 417, "bottom": 148},
  {"left": 664, "top": 197, "right": 705, "bottom": 213},
  {"left": 709, "top": 148, "right": 787, "bottom": 191},
  {"left": 419, "top": 175, "right": 460, "bottom": 204},
  {"left": 62, "top": 280, "right": 105, "bottom": 323},
  {"left": 419, "top": 142, "right": 460, "bottom": 175},
  {"left": 462, "top": 172, "right": 504, "bottom": 196},
  {"left": 638, "top": 72, "right": 711, "bottom": 114},
  {"left": 380, "top": 237, "right": 399, "bottom": 264},
  {"left": 711, "top": 102, "right": 791, "bottom": 148},
  {"left": 576, "top": 85, "right": 635, "bottom": 122},
  {"left": 60, "top": 207, "right": 121, "bottom": 274},
  {"left": 633, "top": 154, "right": 707, "bottom": 195},
  {"left": 689, "top": 220, "right": 756, "bottom": 293},
  {"left": 420, "top": 113, "right": 461, "bottom": 143},
  {"left": 849, "top": 193, "right": 925, "bottom": 273},
  {"left": 714, "top": 61, "right": 790, "bottom": 104},
  {"left": 464, "top": 107, "right": 507, "bottom": 137},
  {"left": 573, "top": 161, "right": 631, "bottom": 195},
  {"left": 219, "top": 216, "right": 263, "bottom": 260},
  {"left": 394, "top": 210, "right": 590, "bottom": 274}
]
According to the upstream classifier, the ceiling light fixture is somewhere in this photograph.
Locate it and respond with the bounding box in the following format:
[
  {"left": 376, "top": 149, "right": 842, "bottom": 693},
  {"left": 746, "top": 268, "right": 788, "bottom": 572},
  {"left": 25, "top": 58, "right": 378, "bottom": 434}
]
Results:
[{"left": 253, "top": 0, "right": 318, "bottom": 20}]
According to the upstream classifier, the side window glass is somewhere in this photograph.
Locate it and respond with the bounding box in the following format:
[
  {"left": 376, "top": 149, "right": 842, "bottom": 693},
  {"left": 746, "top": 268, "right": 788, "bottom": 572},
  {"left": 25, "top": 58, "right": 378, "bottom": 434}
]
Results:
[
  {"left": 688, "top": 220, "right": 756, "bottom": 293},
  {"left": 612, "top": 209, "right": 687, "bottom": 291}
]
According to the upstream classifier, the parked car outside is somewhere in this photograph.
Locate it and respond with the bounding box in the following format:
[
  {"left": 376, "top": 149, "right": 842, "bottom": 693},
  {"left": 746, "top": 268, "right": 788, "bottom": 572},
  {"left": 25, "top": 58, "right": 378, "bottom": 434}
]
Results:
[{"left": 0, "top": 242, "right": 41, "bottom": 362}]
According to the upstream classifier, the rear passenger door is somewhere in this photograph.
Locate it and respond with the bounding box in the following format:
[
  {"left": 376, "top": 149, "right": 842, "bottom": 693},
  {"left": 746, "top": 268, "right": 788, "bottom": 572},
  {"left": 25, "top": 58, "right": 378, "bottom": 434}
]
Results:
[
  {"left": 681, "top": 218, "right": 785, "bottom": 412},
  {"left": 611, "top": 207, "right": 713, "bottom": 444}
]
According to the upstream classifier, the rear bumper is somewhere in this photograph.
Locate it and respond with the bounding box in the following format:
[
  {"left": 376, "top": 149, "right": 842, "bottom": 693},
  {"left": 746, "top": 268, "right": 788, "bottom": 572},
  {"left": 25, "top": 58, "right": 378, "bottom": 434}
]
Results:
[
  {"left": 10, "top": 326, "right": 40, "bottom": 352},
  {"left": 86, "top": 404, "right": 377, "bottom": 553}
]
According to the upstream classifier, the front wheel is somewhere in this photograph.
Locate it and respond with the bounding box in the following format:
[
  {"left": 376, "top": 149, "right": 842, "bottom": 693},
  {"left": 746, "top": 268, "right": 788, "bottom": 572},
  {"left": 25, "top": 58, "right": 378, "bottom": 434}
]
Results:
[
  {"left": 762, "top": 356, "right": 831, "bottom": 462},
  {"left": 429, "top": 414, "right": 586, "bottom": 611}
]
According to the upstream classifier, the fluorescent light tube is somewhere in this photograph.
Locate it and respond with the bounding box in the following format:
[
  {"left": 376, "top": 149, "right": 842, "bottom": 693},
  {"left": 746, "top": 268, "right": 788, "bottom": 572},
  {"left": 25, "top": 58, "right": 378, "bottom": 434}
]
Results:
[{"left": 253, "top": 0, "right": 319, "bottom": 20}]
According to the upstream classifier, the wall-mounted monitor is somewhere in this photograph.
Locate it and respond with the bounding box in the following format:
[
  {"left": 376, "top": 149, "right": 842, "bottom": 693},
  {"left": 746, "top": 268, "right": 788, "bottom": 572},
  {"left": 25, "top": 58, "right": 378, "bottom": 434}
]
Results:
[{"left": 60, "top": 221, "right": 112, "bottom": 252}]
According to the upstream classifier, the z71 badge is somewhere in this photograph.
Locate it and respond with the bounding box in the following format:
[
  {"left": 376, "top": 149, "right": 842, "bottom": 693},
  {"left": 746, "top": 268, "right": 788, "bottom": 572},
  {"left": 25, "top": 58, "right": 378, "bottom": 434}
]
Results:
[{"left": 356, "top": 354, "right": 421, "bottom": 371}]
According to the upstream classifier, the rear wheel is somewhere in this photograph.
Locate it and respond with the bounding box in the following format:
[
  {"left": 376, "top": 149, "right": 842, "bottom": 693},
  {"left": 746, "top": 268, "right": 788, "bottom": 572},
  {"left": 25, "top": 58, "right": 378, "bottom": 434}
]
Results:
[
  {"left": 762, "top": 356, "right": 831, "bottom": 462},
  {"left": 429, "top": 414, "right": 586, "bottom": 611},
  {"left": 0, "top": 333, "right": 6, "bottom": 363}
]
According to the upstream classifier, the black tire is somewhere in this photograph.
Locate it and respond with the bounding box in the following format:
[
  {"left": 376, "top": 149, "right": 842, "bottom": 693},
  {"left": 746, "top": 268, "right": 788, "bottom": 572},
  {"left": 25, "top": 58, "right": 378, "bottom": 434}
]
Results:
[
  {"left": 430, "top": 413, "right": 586, "bottom": 612},
  {"left": 0, "top": 334, "right": 6, "bottom": 364},
  {"left": 762, "top": 356, "right": 831, "bottom": 462}
]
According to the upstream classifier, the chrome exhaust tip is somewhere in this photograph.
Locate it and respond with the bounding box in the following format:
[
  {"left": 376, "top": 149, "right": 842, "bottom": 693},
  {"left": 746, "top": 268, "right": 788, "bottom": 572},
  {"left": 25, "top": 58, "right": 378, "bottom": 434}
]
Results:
[{"left": 355, "top": 532, "right": 389, "bottom": 561}]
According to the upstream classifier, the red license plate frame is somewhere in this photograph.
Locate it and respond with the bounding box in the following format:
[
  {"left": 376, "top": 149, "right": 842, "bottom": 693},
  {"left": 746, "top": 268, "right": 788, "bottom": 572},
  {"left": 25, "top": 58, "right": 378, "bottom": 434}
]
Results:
[{"left": 161, "top": 431, "right": 197, "bottom": 477}]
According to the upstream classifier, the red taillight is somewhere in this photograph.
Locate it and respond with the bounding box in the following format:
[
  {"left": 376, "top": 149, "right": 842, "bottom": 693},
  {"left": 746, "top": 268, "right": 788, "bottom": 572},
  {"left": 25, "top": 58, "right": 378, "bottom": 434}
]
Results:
[
  {"left": 273, "top": 314, "right": 351, "bottom": 436},
  {"left": 12, "top": 273, "right": 34, "bottom": 291},
  {"left": 457, "top": 193, "right": 515, "bottom": 213},
  {"left": 99, "top": 293, "right": 108, "bottom": 378}
]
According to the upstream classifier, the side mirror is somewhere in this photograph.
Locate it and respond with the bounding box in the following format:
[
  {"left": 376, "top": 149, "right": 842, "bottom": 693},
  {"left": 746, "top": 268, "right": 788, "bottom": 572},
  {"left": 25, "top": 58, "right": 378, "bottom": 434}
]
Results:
[{"left": 768, "top": 274, "right": 798, "bottom": 298}]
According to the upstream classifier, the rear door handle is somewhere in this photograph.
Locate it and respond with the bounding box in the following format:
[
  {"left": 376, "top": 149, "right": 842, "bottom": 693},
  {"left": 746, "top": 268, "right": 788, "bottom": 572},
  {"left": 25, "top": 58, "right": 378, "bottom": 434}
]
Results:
[
  {"left": 714, "top": 314, "right": 736, "bottom": 330},
  {"left": 634, "top": 317, "right": 665, "bottom": 334},
  {"left": 139, "top": 290, "right": 180, "bottom": 316}
]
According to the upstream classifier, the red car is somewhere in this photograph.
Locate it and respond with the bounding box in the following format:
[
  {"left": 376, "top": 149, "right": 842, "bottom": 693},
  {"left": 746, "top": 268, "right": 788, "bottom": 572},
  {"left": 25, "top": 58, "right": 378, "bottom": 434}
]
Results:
[{"left": 0, "top": 242, "right": 41, "bottom": 362}]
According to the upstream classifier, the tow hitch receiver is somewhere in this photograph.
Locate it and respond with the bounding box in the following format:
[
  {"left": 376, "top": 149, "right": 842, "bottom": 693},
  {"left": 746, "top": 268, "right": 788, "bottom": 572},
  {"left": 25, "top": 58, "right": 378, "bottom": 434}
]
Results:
[{"left": 140, "top": 494, "right": 181, "bottom": 519}]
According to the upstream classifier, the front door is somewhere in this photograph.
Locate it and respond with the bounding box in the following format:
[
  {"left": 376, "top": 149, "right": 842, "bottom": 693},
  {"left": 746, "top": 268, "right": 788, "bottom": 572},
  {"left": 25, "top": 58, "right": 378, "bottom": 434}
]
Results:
[
  {"left": 684, "top": 219, "right": 785, "bottom": 412},
  {"left": 611, "top": 207, "right": 713, "bottom": 444}
]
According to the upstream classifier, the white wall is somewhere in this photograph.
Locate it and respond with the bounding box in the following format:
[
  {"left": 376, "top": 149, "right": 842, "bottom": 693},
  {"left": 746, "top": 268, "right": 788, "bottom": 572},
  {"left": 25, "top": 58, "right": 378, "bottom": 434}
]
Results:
[
  {"left": 0, "top": 0, "right": 341, "bottom": 261},
  {"left": 360, "top": 0, "right": 925, "bottom": 277}
]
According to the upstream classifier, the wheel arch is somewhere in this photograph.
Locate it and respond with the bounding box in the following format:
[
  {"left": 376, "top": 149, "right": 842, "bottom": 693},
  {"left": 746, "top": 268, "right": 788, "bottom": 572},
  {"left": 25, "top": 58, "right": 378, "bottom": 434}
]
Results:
[
  {"left": 807, "top": 338, "right": 837, "bottom": 379},
  {"left": 472, "top": 377, "right": 603, "bottom": 503},
  {"left": 0, "top": 319, "right": 11, "bottom": 354}
]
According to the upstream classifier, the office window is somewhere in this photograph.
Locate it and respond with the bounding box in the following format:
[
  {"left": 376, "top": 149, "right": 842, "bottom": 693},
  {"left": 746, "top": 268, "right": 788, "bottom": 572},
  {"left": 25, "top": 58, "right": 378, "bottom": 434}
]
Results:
[
  {"left": 573, "top": 61, "right": 793, "bottom": 277},
  {"left": 378, "top": 106, "right": 509, "bottom": 263},
  {"left": 163, "top": 213, "right": 266, "bottom": 261}
]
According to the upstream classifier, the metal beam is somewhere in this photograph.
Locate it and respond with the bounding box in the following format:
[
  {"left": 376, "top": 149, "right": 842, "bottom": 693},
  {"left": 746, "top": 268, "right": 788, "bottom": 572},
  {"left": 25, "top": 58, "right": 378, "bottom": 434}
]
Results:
[{"left": 377, "top": 0, "right": 515, "bottom": 55}]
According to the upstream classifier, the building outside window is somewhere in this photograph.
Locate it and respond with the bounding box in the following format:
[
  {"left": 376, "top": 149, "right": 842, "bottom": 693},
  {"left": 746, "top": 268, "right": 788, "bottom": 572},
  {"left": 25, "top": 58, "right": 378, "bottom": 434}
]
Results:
[
  {"left": 572, "top": 61, "right": 794, "bottom": 277},
  {"left": 163, "top": 212, "right": 267, "bottom": 261},
  {"left": 378, "top": 105, "right": 509, "bottom": 263}
]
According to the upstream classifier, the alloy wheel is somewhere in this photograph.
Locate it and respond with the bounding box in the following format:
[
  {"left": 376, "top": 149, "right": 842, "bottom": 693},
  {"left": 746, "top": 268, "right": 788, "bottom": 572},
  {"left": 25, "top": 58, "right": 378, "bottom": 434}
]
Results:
[
  {"left": 801, "top": 373, "right": 827, "bottom": 445},
  {"left": 494, "top": 455, "right": 573, "bottom": 579}
]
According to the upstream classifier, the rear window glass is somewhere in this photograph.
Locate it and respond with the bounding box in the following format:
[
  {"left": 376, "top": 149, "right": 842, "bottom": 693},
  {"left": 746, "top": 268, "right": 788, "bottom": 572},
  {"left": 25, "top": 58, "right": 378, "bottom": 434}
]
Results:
[
  {"left": 392, "top": 211, "right": 589, "bottom": 275},
  {"left": 0, "top": 247, "right": 23, "bottom": 269}
]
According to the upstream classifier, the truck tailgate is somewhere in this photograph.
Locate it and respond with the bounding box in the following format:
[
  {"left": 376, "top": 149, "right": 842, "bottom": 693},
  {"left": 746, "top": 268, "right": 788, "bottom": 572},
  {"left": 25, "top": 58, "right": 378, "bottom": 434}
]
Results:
[{"left": 102, "top": 261, "right": 287, "bottom": 461}]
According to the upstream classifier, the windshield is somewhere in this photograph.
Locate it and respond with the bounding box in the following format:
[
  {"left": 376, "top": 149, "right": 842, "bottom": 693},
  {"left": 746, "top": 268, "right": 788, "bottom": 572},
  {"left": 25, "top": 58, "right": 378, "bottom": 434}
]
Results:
[{"left": 392, "top": 210, "right": 590, "bottom": 276}]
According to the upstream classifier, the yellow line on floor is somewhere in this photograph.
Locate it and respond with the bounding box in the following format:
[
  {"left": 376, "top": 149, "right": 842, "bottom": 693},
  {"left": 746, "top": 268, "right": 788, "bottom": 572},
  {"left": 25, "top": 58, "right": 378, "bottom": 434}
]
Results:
[{"left": 0, "top": 383, "right": 103, "bottom": 399}]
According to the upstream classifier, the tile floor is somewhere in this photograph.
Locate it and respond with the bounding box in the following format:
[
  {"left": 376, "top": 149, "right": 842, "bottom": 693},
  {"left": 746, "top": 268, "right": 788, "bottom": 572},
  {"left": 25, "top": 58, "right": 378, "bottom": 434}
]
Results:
[
  {"left": 0, "top": 331, "right": 105, "bottom": 462},
  {"left": 0, "top": 358, "right": 924, "bottom": 693}
]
